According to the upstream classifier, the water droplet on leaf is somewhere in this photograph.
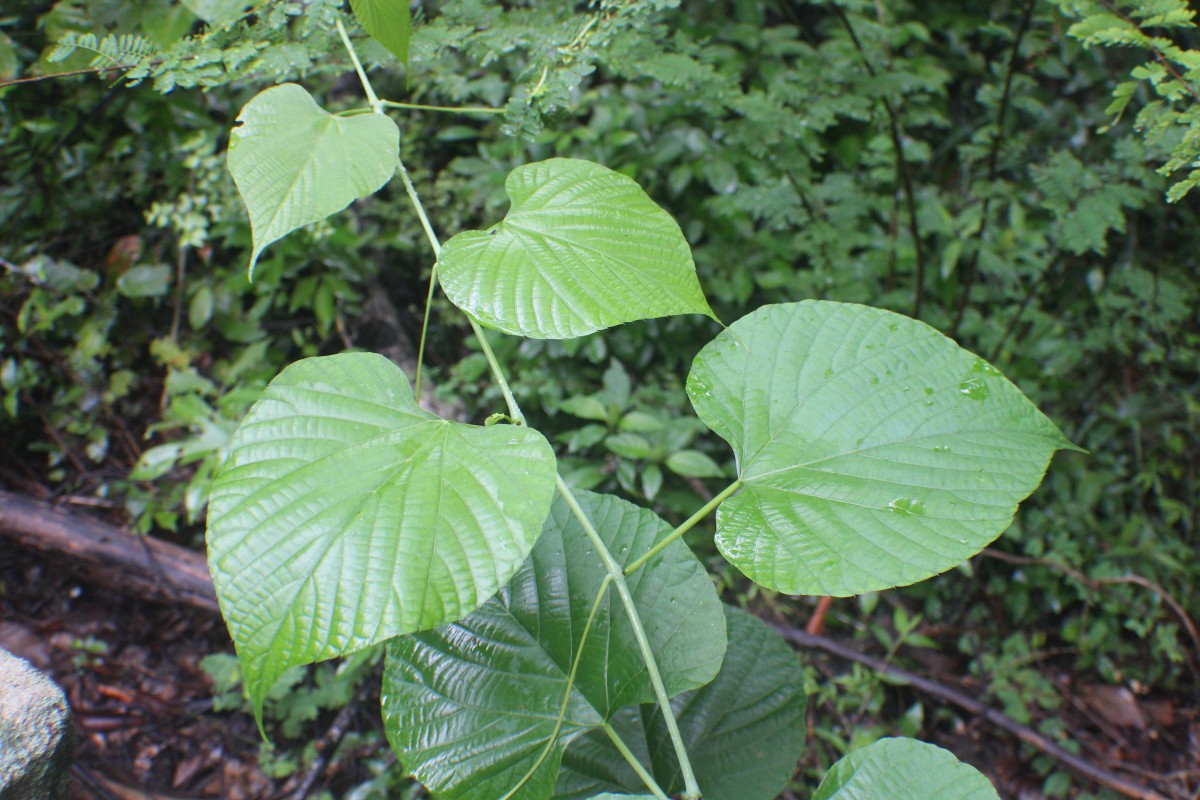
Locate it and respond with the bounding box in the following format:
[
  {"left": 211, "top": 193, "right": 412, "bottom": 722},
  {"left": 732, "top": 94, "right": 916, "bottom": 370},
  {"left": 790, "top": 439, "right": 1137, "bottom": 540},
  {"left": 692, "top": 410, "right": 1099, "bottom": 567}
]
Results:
[
  {"left": 958, "top": 376, "right": 990, "bottom": 400},
  {"left": 887, "top": 497, "right": 926, "bottom": 516}
]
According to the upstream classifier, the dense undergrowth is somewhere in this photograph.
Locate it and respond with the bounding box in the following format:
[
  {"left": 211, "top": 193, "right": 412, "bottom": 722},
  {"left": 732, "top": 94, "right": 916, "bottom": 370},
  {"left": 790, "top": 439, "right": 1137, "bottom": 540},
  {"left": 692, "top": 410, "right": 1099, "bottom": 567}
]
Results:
[{"left": 1, "top": 1, "right": 1197, "bottom": 796}]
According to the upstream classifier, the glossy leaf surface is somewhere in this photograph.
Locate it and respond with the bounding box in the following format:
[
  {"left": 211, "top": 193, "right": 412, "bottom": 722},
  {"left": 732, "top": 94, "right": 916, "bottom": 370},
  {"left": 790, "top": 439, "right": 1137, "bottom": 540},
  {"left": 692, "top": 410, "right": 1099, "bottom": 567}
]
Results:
[
  {"left": 555, "top": 607, "right": 806, "bottom": 800},
  {"left": 227, "top": 84, "right": 399, "bottom": 279},
  {"left": 349, "top": 0, "right": 410, "bottom": 66},
  {"left": 382, "top": 491, "right": 726, "bottom": 800},
  {"left": 812, "top": 738, "right": 999, "bottom": 799},
  {"left": 437, "top": 158, "right": 716, "bottom": 339},
  {"left": 688, "top": 301, "right": 1078, "bottom": 596},
  {"left": 207, "top": 353, "right": 556, "bottom": 716}
]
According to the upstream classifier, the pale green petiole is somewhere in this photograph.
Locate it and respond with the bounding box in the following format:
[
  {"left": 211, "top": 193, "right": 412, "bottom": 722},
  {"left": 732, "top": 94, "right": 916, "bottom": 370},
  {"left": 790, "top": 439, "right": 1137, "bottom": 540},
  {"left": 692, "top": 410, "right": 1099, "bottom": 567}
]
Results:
[
  {"left": 603, "top": 723, "right": 671, "bottom": 800},
  {"left": 624, "top": 479, "right": 743, "bottom": 576},
  {"left": 335, "top": 18, "right": 382, "bottom": 113},
  {"left": 498, "top": 574, "right": 670, "bottom": 800},
  {"left": 354, "top": 21, "right": 703, "bottom": 793},
  {"left": 380, "top": 99, "right": 504, "bottom": 114},
  {"left": 554, "top": 475, "right": 703, "bottom": 800}
]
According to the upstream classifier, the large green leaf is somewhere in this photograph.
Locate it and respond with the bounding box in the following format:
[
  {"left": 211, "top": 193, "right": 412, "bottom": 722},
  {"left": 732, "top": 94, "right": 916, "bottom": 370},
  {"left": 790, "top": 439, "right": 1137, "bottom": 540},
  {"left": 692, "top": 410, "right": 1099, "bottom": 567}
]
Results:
[
  {"left": 206, "top": 353, "right": 556, "bottom": 717},
  {"left": 436, "top": 158, "right": 717, "bottom": 339},
  {"left": 382, "top": 491, "right": 727, "bottom": 800},
  {"left": 555, "top": 607, "right": 807, "bottom": 800},
  {"left": 227, "top": 83, "right": 399, "bottom": 279},
  {"left": 812, "top": 738, "right": 999, "bottom": 799},
  {"left": 349, "top": 0, "right": 411, "bottom": 66},
  {"left": 688, "top": 301, "right": 1079, "bottom": 597}
]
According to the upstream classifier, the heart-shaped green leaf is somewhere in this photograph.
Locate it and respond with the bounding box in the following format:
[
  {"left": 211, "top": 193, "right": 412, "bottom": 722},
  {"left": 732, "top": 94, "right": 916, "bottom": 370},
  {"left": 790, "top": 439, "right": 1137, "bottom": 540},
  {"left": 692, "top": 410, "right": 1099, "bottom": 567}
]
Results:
[
  {"left": 206, "top": 353, "right": 556, "bottom": 719},
  {"left": 349, "top": 0, "right": 411, "bottom": 66},
  {"left": 812, "top": 738, "right": 999, "bottom": 799},
  {"left": 382, "top": 491, "right": 727, "bottom": 800},
  {"left": 437, "top": 158, "right": 717, "bottom": 339},
  {"left": 227, "top": 83, "right": 399, "bottom": 279},
  {"left": 555, "top": 607, "right": 807, "bottom": 800},
  {"left": 688, "top": 301, "right": 1079, "bottom": 597}
]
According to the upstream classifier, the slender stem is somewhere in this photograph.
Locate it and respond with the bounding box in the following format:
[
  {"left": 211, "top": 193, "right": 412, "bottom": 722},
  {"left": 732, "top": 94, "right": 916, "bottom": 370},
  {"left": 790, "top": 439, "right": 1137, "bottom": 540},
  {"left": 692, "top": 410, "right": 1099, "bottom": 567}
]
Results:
[
  {"left": 391, "top": 155, "right": 439, "bottom": 398},
  {"left": 414, "top": 263, "right": 438, "bottom": 402},
  {"left": 393, "top": 155, "right": 452, "bottom": 404},
  {"left": 335, "top": 18, "right": 382, "bottom": 112},
  {"left": 499, "top": 575, "right": 615, "bottom": 800},
  {"left": 392, "top": 105, "right": 697, "bottom": 797},
  {"left": 396, "top": 148, "right": 526, "bottom": 422},
  {"left": 625, "top": 479, "right": 742, "bottom": 577},
  {"left": 380, "top": 99, "right": 504, "bottom": 115},
  {"left": 394, "top": 160, "right": 440, "bottom": 258},
  {"left": 554, "top": 476, "right": 702, "bottom": 800},
  {"left": 602, "top": 724, "right": 671, "bottom": 800},
  {"left": 470, "top": 319, "right": 525, "bottom": 424}
]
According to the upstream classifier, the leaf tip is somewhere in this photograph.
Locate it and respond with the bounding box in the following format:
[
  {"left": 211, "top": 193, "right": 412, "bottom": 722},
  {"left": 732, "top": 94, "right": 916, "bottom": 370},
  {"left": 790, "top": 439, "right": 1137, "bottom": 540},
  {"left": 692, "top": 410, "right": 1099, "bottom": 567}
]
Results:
[
  {"left": 246, "top": 249, "right": 262, "bottom": 284},
  {"left": 253, "top": 700, "right": 268, "bottom": 741}
]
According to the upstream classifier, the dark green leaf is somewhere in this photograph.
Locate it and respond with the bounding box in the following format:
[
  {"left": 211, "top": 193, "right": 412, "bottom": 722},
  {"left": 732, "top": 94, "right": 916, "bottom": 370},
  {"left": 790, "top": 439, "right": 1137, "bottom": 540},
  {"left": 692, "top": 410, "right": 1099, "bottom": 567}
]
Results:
[
  {"left": 349, "top": 0, "right": 411, "bottom": 67},
  {"left": 555, "top": 607, "right": 806, "bottom": 800},
  {"left": 605, "top": 433, "right": 653, "bottom": 460},
  {"left": 664, "top": 450, "right": 724, "bottom": 478},
  {"left": 382, "top": 491, "right": 727, "bottom": 800}
]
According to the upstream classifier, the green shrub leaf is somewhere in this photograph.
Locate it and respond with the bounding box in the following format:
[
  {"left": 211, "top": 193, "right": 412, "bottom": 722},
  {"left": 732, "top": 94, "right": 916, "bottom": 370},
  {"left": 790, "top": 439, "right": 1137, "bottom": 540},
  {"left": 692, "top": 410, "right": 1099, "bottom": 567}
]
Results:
[
  {"left": 555, "top": 607, "right": 806, "bottom": 800},
  {"left": 812, "top": 738, "right": 999, "bottom": 799},
  {"left": 688, "top": 301, "right": 1079, "bottom": 596},
  {"left": 349, "top": 0, "right": 411, "bottom": 66},
  {"left": 207, "top": 353, "right": 556, "bottom": 720},
  {"left": 664, "top": 450, "right": 724, "bottom": 478},
  {"left": 382, "top": 491, "right": 727, "bottom": 800},
  {"left": 227, "top": 84, "right": 399, "bottom": 280},
  {"left": 437, "top": 158, "right": 717, "bottom": 339}
]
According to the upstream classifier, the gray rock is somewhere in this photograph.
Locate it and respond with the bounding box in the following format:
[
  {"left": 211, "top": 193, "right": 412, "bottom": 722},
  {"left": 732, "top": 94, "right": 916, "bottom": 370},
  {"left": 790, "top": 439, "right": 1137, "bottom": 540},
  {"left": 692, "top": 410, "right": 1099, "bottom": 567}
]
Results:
[{"left": 0, "top": 647, "right": 74, "bottom": 799}]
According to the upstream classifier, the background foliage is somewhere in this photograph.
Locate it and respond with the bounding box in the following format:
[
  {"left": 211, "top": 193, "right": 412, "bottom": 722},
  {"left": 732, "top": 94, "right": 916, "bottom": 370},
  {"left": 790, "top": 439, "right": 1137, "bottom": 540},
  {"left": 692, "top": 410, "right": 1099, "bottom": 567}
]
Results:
[{"left": 2, "top": 0, "right": 1197, "bottom": 796}]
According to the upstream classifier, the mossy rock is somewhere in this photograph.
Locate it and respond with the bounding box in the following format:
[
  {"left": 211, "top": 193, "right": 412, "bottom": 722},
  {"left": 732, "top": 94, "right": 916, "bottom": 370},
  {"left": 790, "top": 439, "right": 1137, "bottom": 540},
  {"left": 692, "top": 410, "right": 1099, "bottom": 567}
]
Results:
[{"left": 0, "top": 648, "right": 74, "bottom": 799}]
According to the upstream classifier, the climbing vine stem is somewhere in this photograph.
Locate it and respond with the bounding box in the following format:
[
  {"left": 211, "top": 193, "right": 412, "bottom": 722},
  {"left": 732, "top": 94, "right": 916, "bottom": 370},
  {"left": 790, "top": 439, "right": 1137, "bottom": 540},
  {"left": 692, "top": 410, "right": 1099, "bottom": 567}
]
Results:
[
  {"left": 553, "top": 475, "right": 702, "bottom": 800},
  {"left": 334, "top": 18, "right": 381, "bottom": 113},
  {"left": 339, "top": 26, "right": 701, "bottom": 795},
  {"left": 625, "top": 478, "right": 742, "bottom": 577}
]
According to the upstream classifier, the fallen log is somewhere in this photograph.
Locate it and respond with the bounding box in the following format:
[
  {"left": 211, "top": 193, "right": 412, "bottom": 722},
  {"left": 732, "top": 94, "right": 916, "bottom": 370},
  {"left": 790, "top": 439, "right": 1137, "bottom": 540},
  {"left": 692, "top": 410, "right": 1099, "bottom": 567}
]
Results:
[{"left": 0, "top": 490, "right": 218, "bottom": 615}]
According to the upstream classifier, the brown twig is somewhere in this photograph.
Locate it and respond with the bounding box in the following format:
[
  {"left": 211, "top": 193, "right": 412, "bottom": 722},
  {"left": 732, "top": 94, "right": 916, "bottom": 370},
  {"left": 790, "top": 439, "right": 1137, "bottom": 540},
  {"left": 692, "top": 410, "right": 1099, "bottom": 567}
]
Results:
[
  {"left": 0, "top": 63, "right": 138, "bottom": 88},
  {"left": 987, "top": 261, "right": 1052, "bottom": 362},
  {"left": 38, "top": 412, "right": 88, "bottom": 474},
  {"left": 774, "top": 622, "right": 1173, "bottom": 800},
  {"left": 831, "top": 5, "right": 927, "bottom": 319},
  {"left": 980, "top": 548, "right": 1200, "bottom": 678},
  {"left": 952, "top": 0, "right": 1037, "bottom": 336},
  {"left": 288, "top": 693, "right": 364, "bottom": 800}
]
